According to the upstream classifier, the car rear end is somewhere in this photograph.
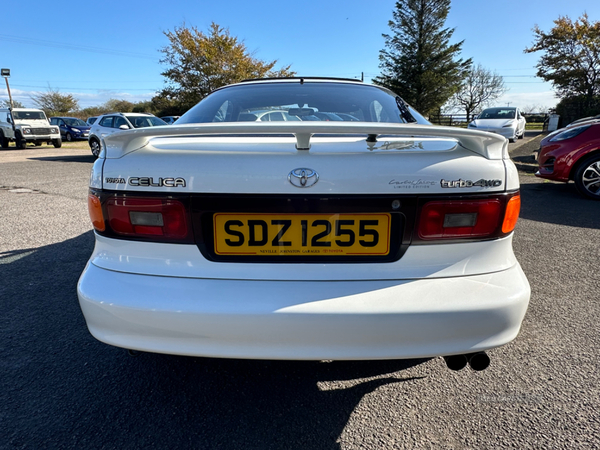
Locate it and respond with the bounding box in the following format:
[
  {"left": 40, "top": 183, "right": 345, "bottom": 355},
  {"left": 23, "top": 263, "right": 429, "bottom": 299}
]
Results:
[{"left": 77, "top": 80, "right": 529, "bottom": 361}]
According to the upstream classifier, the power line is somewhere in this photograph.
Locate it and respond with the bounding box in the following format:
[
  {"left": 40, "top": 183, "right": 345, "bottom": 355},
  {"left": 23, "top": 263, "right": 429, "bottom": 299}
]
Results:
[
  {"left": 10, "top": 84, "right": 159, "bottom": 92},
  {"left": 0, "top": 34, "right": 158, "bottom": 60}
]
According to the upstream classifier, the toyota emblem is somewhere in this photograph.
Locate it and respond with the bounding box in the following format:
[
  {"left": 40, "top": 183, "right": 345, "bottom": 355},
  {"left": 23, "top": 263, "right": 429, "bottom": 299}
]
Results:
[{"left": 288, "top": 168, "right": 319, "bottom": 188}]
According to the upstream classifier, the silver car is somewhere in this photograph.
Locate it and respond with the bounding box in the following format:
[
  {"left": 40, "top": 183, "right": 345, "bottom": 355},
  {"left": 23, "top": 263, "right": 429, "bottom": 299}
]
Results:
[
  {"left": 468, "top": 107, "right": 526, "bottom": 142},
  {"left": 88, "top": 112, "right": 167, "bottom": 157}
]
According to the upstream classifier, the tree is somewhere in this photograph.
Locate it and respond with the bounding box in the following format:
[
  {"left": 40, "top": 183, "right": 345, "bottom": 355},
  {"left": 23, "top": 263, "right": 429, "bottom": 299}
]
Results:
[
  {"left": 103, "top": 99, "right": 135, "bottom": 113},
  {"left": 132, "top": 100, "right": 154, "bottom": 113},
  {"left": 149, "top": 96, "right": 180, "bottom": 118},
  {"left": 525, "top": 14, "right": 600, "bottom": 100},
  {"left": 522, "top": 104, "right": 550, "bottom": 114},
  {"left": 30, "top": 86, "right": 79, "bottom": 116},
  {"left": 1, "top": 99, "right": 25, "bottom": 109},
  {"left": 156, "top": 22, "right": 295, "bottom": 113},
  {"left": 374, "top": 0, "right": 471, "bottom": 116},
  {"left": 80, "top": 99, "right": 156, "bottom": 119},
  {"left": 448, "top": 64, "right": 506, "bottom": 122}
]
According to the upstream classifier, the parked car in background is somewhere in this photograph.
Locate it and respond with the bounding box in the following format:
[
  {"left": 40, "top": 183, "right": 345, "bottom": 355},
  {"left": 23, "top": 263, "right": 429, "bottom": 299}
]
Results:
[
  {"left": 88, "top": 113, "right": 167, "bottom": 157},
  {"left": 568, "top": 114, "right": 600, "bottom": 127},
  {"left": 0, "top": 108, "right": 61, "bottom": 148},
  {"left": 50, "top": 117, "right": 91, "bottom": 142},
  {"left": 78, "top": 78, "right": 530, "bottom": 371},
  {"left": 160, "top": 116, "right": 181, "bottom": 124},
  {"left": 535, "top": 119, "right": 600, "bottom": 200},
  {"left": 468, "top": 107, "right": 526, "bottom": 142},
  {"left": 86, "top": 117, "right": 98, "bottom": 126},
  {"left": 238, "top": 110, "right": 301, "bottom": 121}
]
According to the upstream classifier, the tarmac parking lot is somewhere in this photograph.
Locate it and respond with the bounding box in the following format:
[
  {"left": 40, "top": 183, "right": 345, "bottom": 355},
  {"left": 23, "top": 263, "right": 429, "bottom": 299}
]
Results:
[{"left": 1, "top": 134, "right": 599, "bottom": 449}]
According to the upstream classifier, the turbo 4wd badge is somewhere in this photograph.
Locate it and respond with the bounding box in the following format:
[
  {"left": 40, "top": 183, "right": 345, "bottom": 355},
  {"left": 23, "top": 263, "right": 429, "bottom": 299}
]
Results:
[{"left": 441, "top": 178, "right": 502, "bottom": 188}]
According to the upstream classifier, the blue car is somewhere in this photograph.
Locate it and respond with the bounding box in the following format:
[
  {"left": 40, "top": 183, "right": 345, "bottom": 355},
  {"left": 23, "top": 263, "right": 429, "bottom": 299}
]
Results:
[{"left": 49, "top": 117, "right": 91, "bottom": 142}]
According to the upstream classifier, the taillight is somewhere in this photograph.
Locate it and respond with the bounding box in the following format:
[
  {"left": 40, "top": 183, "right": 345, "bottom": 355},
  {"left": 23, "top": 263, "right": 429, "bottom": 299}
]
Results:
[
  {"left": 417, "top": 192, "right": 519, "bottom": 241},
  {"left": 502, "top": 194, "right": 520, "bottom": 233},
  {"left": 88, "top": 190, "right": 193, "bottom": 243},
  {"left": 88, "top": 194, "right": 105, "bottom": 232},
  {"left": 106, "top": 197, "right": 189, "bottom": 239}
]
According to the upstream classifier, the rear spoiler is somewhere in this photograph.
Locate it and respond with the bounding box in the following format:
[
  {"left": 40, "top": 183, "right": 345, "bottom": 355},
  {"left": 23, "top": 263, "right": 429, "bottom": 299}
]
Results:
[{"left": 102, "top": 122, "right": 508, "bottom": 160}]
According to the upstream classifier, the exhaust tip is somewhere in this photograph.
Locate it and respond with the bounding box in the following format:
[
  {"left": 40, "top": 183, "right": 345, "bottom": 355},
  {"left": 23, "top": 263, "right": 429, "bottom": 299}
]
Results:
[
  {"left": 444, "top": 354, "right": 468, "bottom": 371},
  {"left": 468, "top": 352, "right": 490, "bottom": 371}
]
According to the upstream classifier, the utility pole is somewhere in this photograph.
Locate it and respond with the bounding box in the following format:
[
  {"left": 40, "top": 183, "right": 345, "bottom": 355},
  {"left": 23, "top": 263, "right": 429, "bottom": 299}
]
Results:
[{"left": 2, "top": 68, "right": 16, "bottom": 136}]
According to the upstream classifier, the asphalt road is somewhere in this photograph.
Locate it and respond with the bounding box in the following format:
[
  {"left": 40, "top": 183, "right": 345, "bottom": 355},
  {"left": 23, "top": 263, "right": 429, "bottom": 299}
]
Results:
[{"left": 1, "top": 135, "right": 599, "bottom": 449}]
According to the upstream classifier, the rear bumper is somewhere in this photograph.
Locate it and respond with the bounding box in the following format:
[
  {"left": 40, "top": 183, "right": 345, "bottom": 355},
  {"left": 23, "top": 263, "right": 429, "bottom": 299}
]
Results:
[{"left": 77, "top": 263, "right": 530, "bottom": 360}]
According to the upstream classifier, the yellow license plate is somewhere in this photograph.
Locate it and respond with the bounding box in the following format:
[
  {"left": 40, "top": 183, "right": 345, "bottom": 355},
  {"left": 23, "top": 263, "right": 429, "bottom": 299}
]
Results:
[{"left": 214, "top": 213, "right": 391, "bottom": 256}]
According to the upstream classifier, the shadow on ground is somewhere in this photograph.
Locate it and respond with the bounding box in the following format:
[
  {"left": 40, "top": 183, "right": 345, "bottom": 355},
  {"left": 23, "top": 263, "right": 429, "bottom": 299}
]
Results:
[
  {"left": 28, "top": 154, "right": 96, "bottom": 164},
  {"left": 512, "top": 154, "right": 537, "bottom": 174},
  {"left": 1, "top": 232, "right": 429, "bottom": 449},
  {"left": 519, "top": 177, "right": 600, "bottom": 229}
]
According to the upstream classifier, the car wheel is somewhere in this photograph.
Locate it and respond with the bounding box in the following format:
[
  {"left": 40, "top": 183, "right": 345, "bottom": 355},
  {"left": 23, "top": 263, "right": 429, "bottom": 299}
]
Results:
[
  {"left": 518, "top": 129, "right": 525, "bottom": 139},
  {"left": 573, "top": 154, "right": 600, "bottom": 200},
  {"left": 0, "top": 131, "right": 8, "bottom": 148},
  {"left": 15, "top": 132, "right": 25, "bottom": 149},
  {"left": 509, "top": 137, "right": 516, "bottom": 143},
  {"left": 52, "top": 139, "right": 62, "bottom": 148},
  {"left": 90, "top": 139, "right": 101, "bottom": 157},
  {"left": 66, "top": 132, "right": 73, "bottom": 142}
]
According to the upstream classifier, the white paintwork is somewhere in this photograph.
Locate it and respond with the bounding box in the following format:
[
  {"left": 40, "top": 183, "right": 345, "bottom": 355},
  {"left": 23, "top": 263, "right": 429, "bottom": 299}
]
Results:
[
  {"left": 89, "top": 234, "right": 518, "bottom": 281},
  {"left": 101, "top": 136, "right": 509, "bottom": 195},
  {"left": 102, "top": 121, "right": 508, "bottom": 160},
  {"left": 78, "top": 262, "right": 530, "bottom": 360},
  {"left": 504, "top": 158, "right": 521, "bottom": 191}
]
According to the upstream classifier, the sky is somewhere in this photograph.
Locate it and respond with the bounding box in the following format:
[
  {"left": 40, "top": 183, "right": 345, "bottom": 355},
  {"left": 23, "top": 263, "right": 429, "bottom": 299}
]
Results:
[{"left": 1, "top": 0, "right": 598, "bottom": 114}]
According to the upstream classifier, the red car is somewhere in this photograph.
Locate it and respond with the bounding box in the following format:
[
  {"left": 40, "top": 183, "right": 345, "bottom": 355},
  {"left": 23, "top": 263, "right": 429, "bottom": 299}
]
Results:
[{"left": 536, "top": 120, "right": 600, "bottom": 200}]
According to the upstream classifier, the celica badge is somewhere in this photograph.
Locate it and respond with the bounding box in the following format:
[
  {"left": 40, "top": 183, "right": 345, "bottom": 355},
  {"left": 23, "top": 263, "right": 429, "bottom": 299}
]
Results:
[
  {"left": 128, "top": 177, "right": 186, "bottom": 187},
  {"left": 288, "top": 168, "right": 319, "bottom": 188}
]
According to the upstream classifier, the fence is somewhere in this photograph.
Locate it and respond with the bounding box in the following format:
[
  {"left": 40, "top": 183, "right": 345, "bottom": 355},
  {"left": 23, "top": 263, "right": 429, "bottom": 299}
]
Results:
[
  {"left": 429, "top": 113, "right": 550, "bottom": 130},
  {"left": 428, "top": 114, "right": 468, "bottom": 126}
]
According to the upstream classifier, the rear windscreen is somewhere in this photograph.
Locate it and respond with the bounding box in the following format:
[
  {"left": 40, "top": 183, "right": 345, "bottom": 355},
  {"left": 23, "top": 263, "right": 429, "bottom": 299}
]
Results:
[{"left": 178, "top": 82, "right": 428, "bottom": 125}]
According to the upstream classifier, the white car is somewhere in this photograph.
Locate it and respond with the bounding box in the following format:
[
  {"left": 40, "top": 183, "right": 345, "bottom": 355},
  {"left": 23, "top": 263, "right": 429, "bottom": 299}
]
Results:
[
  {"left": 468, "top": 107, "right": 527, "bottom": 142},
  {"left": 0, "top": 108, "right": 62, "bottom": 148},
  {"left": 88, "top": 112, "right": 167, "bottom": 157},
  {"left": 78, "top": 78, "right": 530, "bottom": 371},
  {"left": 240, "top": 110, "right": 301, "bottom": 121}
]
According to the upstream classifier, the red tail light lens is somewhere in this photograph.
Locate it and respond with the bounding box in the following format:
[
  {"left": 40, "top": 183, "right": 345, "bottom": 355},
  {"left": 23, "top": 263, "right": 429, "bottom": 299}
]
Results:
[
  {"left": 418, "top": 199, "right": 502, "bottom": 240},
  {"left": 106, "top": 197, "right": 189, "bottom": 239}
]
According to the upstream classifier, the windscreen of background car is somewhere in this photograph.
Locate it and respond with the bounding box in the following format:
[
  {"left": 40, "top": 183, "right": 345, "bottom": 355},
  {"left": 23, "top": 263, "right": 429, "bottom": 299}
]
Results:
[
  {"left": 64, "top": 118, "right": 88, "bottom": 127},
  {"left": 13, "top": 111, "right": 47, "bottom": 120},
  {"left": 130, "top": 117, "right": 168, "bottom": 128},
  {"left": 480, "top": 108, "right": 517, "bottom": 120},
  {"left": 177, "top": 82, "right": 429, "bottom": 125}
]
